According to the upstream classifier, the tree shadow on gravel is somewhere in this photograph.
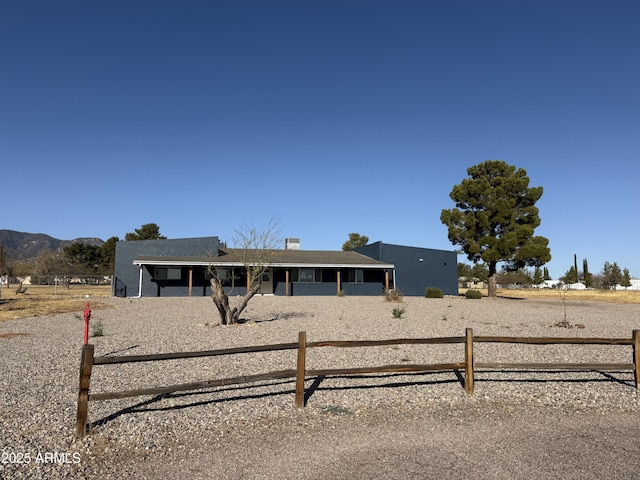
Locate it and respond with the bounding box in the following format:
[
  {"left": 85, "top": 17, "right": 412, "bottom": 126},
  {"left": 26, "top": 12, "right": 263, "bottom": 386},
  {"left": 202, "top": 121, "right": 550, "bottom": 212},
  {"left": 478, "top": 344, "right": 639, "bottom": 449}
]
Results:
[{"left": 236, "top": 311, "right": 307, "bottom": 324}]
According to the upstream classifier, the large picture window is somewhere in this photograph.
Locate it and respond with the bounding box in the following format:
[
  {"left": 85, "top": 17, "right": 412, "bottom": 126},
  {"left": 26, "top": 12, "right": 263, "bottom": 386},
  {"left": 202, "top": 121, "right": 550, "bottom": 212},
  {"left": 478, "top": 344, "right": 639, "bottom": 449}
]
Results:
[
  {"left": 291, "top": 268, "right": 322, "bottom": 283},
  {"left": 205, "top": 267, "right": 238, "bottom": 286},
  {"left": 154, "top": 267, "right": 182, "bottom": 280},
  {"left": 299, "top": 268, "right": 315, "bottom": 282}
]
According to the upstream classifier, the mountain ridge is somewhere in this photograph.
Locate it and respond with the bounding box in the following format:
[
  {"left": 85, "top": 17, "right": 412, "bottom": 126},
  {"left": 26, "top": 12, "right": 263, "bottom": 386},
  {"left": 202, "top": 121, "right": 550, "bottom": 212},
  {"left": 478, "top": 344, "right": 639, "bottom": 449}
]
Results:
[{"left": 0, "top": 230, "right": 104, "bottom": 261}]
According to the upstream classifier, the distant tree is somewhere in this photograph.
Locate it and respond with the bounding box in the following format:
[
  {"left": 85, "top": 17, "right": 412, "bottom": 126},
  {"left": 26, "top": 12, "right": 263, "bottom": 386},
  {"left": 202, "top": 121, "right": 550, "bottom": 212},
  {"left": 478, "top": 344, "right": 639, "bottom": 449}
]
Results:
[
  {"left": 543, "top": 266, "right": 551, "bottom": 280},
  {"left": 533, "top": 266, "right": 544, "bottom": 285},
  {"left": 582, "top": 258, "right": 593, "bottom": 288},
  {"left": 601, "top": 261, "right": 622, "bottom": 290},
  {"left": 458, "top": 262, "right": 473, "bottom": 279},
  {"left": 62, "top": 238, "right": 118, "bottom": 276},
  {"left": 471, "top": 263, "right": 489, "bottom": 283},
  {"left": 10, "top": 259, "right": 32, "bottom": 279},
  {"left": 210, "top": 219, "right": 282, "bottom": 325},
  {"left": 342, "top": 233, "right": 369, "bottom": 251},
  {"left": 440, "top": 160, "right": 551, "bottom": 297},
  {"left": 609, "top": 262, "right": 622, "bottom": 289},
  {"left": 621, "top": 268, "right": 632, "bottom": 289},
  {"left": 125, "top": 223, "right": 166, "bottom": 241},
  {"left": 0, "top": 242, "right": 6, "bottom": 277},
  {"left": 63, "top": 243, "right": 102, "bottom": 273},
  {"left": 497, "top": 268, "right": 532, "bottom": 287},
  {"left": 32, "top": 251, "right": 72, "bottom": 284},
  {"left": 458, "top": 263, "right": 490, "bottom": 283},
  {"left": 561, "top": 266, "right": 578, "bottom": 284},
  {"left": 99, "top": 236, "right": 119, "bottom": 274}
]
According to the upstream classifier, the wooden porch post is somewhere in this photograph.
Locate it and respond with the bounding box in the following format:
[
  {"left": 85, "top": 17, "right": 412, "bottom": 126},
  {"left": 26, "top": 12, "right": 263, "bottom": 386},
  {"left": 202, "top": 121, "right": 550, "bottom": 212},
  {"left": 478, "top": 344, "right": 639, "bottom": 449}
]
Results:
[
  {"left": 286, "top": 270, "right": 290, "bottom": 296},
  {"left": 188, "top": 268, "right": 193, "bottom": 297},
  {"left": 337, "top": 270, "right": 341, "bottom": 295},
  {"left": 384, "top": 271, "right": 389, "bottom": 295}
]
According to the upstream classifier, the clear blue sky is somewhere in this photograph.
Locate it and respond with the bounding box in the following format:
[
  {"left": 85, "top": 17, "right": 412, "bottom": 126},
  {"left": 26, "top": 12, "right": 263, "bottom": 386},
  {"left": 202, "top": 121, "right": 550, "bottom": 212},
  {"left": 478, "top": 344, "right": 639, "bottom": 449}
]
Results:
[{"left": 2, "top": 1, "right": 638, "bottom": 279}]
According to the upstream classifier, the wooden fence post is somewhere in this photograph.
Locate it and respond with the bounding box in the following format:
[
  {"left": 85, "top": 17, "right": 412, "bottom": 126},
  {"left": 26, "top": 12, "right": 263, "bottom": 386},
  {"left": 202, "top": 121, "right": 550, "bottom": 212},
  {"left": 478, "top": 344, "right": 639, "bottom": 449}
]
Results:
[
  {"left": 295, "top": 331, "right": 307, "bottom": 407},
  {"left": 76, "top": 344, "right": 94, "bottom": 437},
  {"left": 633, "top": 330, "right": 640, "bottom": 390},
  {"left": 464, "top": 328, "right": 474, "bottom": 394}
]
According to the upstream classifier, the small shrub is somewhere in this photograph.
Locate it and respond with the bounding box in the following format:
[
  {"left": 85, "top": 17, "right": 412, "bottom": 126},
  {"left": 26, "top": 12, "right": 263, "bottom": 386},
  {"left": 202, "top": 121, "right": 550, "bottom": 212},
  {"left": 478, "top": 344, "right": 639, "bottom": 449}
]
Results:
[
  {"left": 425, "top": 287, "right": 444, "bottom": 298},
  {"left": 337, "top": 290, "right": 345, "bottom": 297},
  {"left": 465, "top": 289, "right": 483, "bottom": 299},
  {"left": 385, "top": 289, "right": 403, "bottom": 302},
  {"left": 392, "top": 305, "right": 406, "bottom": 318},
  {"left": 91, "top": 320, "right": 104, "bottom": 337}
]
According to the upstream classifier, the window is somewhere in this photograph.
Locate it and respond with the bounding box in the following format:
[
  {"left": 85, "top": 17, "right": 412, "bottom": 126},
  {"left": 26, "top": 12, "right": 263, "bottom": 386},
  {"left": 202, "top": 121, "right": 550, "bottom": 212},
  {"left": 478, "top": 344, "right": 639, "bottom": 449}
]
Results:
[
  {"left": 205, "top": 267, "right": 237, "bottom": 286},
  {"left": 154, "top": 267, "right": 181, "bottom": 280},
  {"left": 215, "top": 268, "right": 230, "bottom": 280},
  {"left": 348, "top": 268, "right": 363, "bottom": 283},
  {"left": 292, "top": 268, "right": 322, "bottom": 282},
  {"left": 299, "top": 268, "right": 315, "bottom": 282}
]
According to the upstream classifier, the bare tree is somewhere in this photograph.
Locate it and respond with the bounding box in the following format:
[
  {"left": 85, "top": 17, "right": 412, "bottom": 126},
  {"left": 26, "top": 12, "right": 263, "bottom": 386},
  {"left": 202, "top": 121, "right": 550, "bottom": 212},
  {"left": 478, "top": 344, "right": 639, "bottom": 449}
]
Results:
[
  {"left": 210, "top": 219, "right": 282, "bottom": 325},
  {"left": 555, "top": 287, "right": 572, "bottom": 328}
]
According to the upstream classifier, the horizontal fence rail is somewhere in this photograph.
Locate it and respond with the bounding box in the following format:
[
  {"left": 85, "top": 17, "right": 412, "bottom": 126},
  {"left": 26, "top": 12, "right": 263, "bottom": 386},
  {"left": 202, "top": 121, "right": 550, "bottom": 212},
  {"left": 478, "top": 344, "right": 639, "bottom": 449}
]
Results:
[
  {"left": 92, "top": 342, "right": 299, "bottom": 365},
  {"left": 76, "top": 328, "right": 640, "bottom": 437}
]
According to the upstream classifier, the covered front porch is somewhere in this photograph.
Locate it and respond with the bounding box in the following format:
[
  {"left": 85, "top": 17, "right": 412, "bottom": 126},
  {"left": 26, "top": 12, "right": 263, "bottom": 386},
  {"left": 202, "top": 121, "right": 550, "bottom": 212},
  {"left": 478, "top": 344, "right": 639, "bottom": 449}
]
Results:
[{"left": 129, "top": 249, "right": 395, "bottom": 298}]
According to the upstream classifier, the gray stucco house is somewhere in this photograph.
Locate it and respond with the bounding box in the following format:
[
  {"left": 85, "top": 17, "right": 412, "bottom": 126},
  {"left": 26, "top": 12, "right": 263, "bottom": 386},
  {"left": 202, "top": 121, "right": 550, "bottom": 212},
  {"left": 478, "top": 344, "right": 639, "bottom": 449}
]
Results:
[{"left": 112, "top": 236, "right": 457, "bottom": 298}]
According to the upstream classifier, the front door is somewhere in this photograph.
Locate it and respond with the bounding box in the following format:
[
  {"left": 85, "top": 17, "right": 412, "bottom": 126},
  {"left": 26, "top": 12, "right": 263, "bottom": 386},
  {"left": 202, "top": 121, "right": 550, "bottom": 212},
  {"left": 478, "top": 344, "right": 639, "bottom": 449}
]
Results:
[{"left": 257, "top": 268, "right": 273, "bottom": 294}]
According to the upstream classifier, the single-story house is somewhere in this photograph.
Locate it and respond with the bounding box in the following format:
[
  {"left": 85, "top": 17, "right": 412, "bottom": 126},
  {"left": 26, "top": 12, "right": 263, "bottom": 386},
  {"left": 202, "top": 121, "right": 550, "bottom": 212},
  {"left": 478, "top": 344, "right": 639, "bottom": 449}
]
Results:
[{"left": 112, "top": 236, "right": 458, "bottom": 298}]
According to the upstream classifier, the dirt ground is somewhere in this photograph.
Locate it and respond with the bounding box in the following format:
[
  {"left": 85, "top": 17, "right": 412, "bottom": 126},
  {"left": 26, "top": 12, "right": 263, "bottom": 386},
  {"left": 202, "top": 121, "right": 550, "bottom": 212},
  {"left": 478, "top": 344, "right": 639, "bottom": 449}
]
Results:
[{"left": 82, "top": 401, "right": 640, "bottom": 480}]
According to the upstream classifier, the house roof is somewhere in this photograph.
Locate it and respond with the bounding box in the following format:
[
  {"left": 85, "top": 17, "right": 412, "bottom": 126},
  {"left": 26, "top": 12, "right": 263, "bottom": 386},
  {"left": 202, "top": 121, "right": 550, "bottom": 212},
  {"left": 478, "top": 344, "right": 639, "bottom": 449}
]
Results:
[{"left": 133, "top": 248, "right": 394, "bottom": 269}]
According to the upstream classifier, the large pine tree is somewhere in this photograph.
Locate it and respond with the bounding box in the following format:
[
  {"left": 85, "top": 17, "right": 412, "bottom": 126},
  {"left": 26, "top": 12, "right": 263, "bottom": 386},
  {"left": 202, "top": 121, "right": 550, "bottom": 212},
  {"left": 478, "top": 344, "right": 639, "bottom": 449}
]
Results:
[{"left": 441, "top": 160, "right": 551, "bottom": 297}]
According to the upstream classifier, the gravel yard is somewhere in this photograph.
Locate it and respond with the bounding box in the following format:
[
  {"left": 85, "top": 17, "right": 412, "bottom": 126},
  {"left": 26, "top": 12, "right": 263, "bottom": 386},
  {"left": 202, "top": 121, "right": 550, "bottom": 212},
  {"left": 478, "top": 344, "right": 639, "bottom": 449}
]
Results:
[{"left": 1, "top": 295, "right": 640, "bottom": 479}]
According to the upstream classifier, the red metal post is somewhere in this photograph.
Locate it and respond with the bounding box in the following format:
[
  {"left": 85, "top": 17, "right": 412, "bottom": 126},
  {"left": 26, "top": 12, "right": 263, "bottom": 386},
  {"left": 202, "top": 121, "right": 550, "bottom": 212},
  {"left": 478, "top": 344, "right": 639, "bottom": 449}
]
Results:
[{"left": 83, "top": 303, "right": 91, "bottom": 345}]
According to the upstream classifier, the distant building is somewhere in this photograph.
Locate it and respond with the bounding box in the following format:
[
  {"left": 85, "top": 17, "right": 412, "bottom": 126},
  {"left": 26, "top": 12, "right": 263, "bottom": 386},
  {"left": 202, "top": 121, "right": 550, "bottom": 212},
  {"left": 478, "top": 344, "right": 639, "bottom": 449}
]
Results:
[{"left": 615, "top": 279, "right": 640, "bottom": 291}]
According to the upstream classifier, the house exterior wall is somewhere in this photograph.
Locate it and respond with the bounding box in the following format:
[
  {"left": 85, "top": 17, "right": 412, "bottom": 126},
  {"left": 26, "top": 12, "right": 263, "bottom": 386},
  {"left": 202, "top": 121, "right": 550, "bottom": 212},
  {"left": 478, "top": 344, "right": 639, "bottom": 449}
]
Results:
[
  {"left": 271, "top": 267, "right": 386, "bottom": 296},
  {"left": 354, "top": 242, "right": 458, "bottom": 296},
  {"left": 113, "top": 237, "right": 220, "bottom": 297}
]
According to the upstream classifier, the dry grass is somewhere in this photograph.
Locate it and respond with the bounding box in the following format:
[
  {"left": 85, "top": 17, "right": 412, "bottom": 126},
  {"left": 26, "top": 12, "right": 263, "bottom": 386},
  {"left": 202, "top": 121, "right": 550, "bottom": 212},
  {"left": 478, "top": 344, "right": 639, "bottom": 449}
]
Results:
[
  {"left": 0, "top": 284, "right": 113, "bottom": 321},
  {"left": 461, "top": 287, "right": 640, "bottom": 304},
  {"left": 2, "top": 284, "right": 639, "bottom": 322}
]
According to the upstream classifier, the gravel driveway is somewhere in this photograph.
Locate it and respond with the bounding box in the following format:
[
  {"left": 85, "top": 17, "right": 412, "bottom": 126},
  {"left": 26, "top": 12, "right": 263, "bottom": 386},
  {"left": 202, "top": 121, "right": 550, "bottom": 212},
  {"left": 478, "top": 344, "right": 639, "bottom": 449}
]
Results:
[{"left": 1, "top": 295, "right": 639, "bottom": 479}]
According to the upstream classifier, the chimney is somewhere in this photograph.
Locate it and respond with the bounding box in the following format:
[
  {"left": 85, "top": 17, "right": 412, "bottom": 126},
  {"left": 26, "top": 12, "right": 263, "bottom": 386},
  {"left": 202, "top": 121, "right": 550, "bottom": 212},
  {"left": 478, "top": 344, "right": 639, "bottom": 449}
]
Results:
[{"left": 285, "top": 238, "right": 300, "bottom": 250}]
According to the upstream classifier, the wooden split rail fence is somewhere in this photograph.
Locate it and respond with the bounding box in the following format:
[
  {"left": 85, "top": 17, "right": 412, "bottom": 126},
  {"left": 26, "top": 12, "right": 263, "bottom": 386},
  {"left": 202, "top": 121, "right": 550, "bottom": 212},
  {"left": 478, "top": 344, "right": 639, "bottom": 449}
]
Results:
[{"left": 76, "top": 328, "right": 640, "bottom": 437}]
